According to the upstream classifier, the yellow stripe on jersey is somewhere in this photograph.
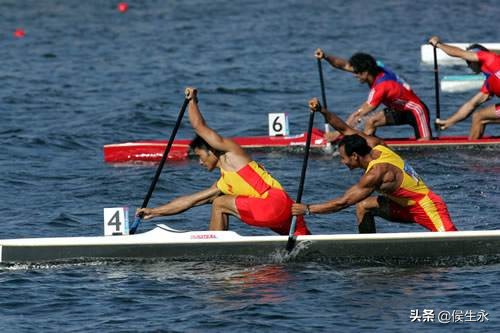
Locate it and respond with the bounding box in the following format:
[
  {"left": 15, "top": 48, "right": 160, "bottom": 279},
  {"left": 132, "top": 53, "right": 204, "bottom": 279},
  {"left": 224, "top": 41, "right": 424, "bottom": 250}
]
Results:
[
  {"left": 366, "top": 145, "right": 430, "bottom": 205},
  {"left": 217, "top": 161, "right": 283, "bottom": 198}
]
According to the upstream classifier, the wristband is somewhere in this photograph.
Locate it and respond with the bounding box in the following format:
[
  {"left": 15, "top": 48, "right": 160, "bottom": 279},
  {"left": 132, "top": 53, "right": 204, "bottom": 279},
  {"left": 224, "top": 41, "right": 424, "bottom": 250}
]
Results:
[{"left": 305, "top": 205, "right": 312, "bottom": 215}]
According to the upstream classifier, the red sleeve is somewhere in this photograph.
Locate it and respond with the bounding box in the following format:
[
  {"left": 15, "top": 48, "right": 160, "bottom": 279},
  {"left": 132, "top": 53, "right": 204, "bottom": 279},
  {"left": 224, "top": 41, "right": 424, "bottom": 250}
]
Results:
[
  {"left": 476, "top": 51, "right": 492, "bottom": 65},
  {"left": 367, "top": 83, "right": 387, "bottom": 107},
  {"left": 480, "top": 82, "right": 491, "bottom": 95}
]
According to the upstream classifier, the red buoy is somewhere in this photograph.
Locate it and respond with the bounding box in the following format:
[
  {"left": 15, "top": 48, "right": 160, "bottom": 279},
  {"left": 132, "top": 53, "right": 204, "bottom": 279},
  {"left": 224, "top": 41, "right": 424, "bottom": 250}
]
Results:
[
  {"left": 14, "top": 28, "right": 25, "bottom": 38},
  {"left": 117, "top": 2, "right": 128, "bottom": 13}
]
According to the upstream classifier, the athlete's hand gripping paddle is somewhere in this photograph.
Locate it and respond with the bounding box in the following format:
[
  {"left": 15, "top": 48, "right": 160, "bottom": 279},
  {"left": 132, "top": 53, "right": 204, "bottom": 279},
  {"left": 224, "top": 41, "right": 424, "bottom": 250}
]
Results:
[{"left": 130, "top": 90, "right": 190, "bottom": 234}]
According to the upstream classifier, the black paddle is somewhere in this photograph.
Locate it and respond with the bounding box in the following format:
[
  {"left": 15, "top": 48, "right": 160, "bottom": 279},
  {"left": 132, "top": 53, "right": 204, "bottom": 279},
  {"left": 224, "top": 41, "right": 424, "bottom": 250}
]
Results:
[
  {"left": 129, "top": 93, "right": 190, "bottom": 235},
  {"left": 286, "top": 104, "right": 315, "bottom": 251},
  {"left": 432, "top": 44, "right": 441, "bottom": 137},
  {"left": 318, "top": 57, "right": 328, "bottom": 111},
  {"left": 318, "top": 55, "right": 332, "bottom": 149}
]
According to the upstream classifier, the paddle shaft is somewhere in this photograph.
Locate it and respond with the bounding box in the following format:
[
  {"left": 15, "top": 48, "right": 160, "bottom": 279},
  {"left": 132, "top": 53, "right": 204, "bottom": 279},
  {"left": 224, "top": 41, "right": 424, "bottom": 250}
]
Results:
[
  {"left": 130, "top": 98, "right": 189, "bottom": 234},
  {"left": 433, "top": 45, "right": 441, "bottom": 132},
  {"left": 286, "top": 109, "right": 315, "bottom": 251},
  {"left": 317, "top": 58, "right": 331, "bottom": 147},
  {"left": 318, "top": 58, "right": 328, "bottom": 110}
]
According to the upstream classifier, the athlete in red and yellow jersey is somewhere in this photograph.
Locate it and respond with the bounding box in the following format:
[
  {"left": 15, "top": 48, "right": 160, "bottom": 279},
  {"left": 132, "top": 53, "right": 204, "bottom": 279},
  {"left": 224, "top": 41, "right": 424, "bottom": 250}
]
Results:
[
  {"left": 315, "top": 48, "right": 432, "bottom": 140},
  {"left": 431, "top": 36, "right": 500, "bottom": 139},
  {"left": 292, "top": 98, "right": 457, "bottom": 233},
  {"left": 137, "top": 87, "right": 310, "bottom": 236},
  {"left": 364, "top": 145, "right": 455, "bottom": 231},
  {"left": 216, "top": 160, "right": 309, "bottom": 235}
]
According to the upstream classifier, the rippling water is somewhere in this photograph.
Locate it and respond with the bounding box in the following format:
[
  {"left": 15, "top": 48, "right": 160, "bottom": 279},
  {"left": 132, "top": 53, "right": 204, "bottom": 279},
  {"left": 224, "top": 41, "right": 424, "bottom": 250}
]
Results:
[{"left": 1, "top": 0, "right": 499, "bottom": 332}]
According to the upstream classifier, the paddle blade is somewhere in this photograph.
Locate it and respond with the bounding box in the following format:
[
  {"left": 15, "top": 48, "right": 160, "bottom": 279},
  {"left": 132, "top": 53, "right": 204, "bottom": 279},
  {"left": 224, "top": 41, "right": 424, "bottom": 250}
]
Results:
[
  {"left": 129, "top": 216, "right": 142, "bottom": 235},
  {"left": 286, "top": 215, "right": 299, "bottom": 252},
  {"left": 286, "top": 235, "right": 296, "bottom": 252}
]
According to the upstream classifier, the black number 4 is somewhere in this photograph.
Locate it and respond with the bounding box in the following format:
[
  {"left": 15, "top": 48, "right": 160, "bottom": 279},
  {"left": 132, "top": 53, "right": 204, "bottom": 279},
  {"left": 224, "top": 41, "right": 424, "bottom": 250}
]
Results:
[{"left": 107, "top": 210, "right": 122, "bottom": 231}]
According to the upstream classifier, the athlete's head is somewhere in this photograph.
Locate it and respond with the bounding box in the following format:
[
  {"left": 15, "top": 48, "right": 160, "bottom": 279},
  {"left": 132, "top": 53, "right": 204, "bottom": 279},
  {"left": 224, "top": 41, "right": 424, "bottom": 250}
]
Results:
[
  {"left": 349, "top": 53, "right": 381, "bottom": 82},
  {"left": 189, "top": 135, "right": 219, "bottom": 171},
  {"left": 465, "top": 44, "right": 489, "bottom": 73},
  {"left": 337, "top": 134, "right": 372, "bottom": 170}
]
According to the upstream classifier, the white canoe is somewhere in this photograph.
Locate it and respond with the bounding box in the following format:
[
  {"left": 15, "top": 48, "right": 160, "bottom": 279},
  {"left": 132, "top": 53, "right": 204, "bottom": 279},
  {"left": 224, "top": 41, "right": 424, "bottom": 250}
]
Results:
[
  {"left": 441, "top": 74, "right": 485, "bottom": 93},
  {"left": 2, "top": 224, "right": 500, "bottom": 263},
  {"left": 421, "top": 43, "right": 500, "bottom": 65}
]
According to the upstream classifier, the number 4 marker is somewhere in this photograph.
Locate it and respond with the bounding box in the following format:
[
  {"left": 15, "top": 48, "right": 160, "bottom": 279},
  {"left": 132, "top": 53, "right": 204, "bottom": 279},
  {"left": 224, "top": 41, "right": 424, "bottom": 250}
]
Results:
[{"left": 103, "top": 207, "right": 130, "bottom": 236}]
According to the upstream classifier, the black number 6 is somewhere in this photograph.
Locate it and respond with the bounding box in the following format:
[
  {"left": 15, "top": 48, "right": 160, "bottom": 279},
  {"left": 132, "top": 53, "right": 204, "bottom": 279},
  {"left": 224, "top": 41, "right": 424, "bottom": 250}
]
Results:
[{"left": 273, "top": 116, "right": 283, "bottom": 132}]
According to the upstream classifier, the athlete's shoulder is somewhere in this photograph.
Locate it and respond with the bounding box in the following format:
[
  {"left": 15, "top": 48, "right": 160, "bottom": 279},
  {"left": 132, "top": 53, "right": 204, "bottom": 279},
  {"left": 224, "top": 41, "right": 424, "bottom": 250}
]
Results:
[
  {"left": 477, "top": 50, "right": 498, "bottom": 62},
  {"left": 361, "top": 164, "right": 387, "bottom": 186}
]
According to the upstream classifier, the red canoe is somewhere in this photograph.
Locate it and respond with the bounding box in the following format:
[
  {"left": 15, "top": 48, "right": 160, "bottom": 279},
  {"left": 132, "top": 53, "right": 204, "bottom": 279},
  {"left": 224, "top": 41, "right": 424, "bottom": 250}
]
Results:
[{"left": 103, "top": 128, "right": 500, "bottom": 163}]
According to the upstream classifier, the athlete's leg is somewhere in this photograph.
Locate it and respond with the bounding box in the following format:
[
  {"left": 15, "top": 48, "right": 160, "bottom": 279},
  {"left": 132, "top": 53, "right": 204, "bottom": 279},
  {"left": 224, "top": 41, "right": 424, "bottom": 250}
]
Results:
[
  {"left": 355, "top": 196, "right": 415, "bottom": 232},
  {"left": 363, "top": 110, "right": 387, "bottom": 136},
  {"left": 355, "top": 197, "right": 379, "bottom": 233},
  {"left": 368, "top": 196, "right": 415, "bottom": 224},
  {"left": 406, "top": 103, "right": 432, "bottom": 140},
  {"left": 209, "top": 195, "right": 239, "bottom": 231},
  {"left": 469, "top": 104, "right": 500, "bottom": 139}
]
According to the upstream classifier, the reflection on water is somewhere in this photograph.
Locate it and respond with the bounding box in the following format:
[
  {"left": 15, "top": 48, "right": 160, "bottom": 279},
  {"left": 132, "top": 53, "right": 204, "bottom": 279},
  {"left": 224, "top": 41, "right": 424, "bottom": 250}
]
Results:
[{"left": 211, "top": 264, "right": 291, "bottom": 306}]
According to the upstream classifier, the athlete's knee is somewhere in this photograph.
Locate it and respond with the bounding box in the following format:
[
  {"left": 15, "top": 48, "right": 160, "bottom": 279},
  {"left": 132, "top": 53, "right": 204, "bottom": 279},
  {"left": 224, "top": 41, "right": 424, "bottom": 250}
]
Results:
[
  {"left": 212, "top": 195, "right": 237, "bottom": 215},
  {"left": 471, "top": 110, "right": 483, "bottom": 123},
  {"left": 364, "top": 117, "right": 379, "bottom": 131},
  {"left": 212, "top": 196, "right": 225, "bottom": 208},
  {"left": 212, "top": 196, "right": 230, "bottom": 212},
  {"left": 355, "top": 202, "right": 367, "bottom": 216},
  {"left": 356, "top": 198, "right": 378, "bottom": 215}
]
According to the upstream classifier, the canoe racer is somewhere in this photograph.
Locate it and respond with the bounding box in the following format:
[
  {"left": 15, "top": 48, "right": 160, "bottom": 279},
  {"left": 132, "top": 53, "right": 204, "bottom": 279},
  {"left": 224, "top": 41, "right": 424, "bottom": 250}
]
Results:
[
  {"left": 137, "top": 88, "right": 310, "bottom": 236},
  {"left": 292, "top": 98, "right": 457, "bottom": 233},
  {"left": 316, "top": 48, "right": 432, "bottom": 141},
  {"left": 430, "top": 36, "right": 500, "bottom": 139}
]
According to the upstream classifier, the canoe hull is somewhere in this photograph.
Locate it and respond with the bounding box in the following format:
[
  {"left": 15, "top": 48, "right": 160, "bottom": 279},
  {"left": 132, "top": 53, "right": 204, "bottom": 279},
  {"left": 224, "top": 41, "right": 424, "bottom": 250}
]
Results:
[
  {"left": 103, "top": 132, "right": 500, "bottom": 163},
  {"left": 2, "top": 227, "right": 500, "bottom": 263},
  {"left": 421, "top": 43, "right": 500, "bottom": 65},
  {"left": 441, "top": 74, "right": 485, "bottom": 93}
]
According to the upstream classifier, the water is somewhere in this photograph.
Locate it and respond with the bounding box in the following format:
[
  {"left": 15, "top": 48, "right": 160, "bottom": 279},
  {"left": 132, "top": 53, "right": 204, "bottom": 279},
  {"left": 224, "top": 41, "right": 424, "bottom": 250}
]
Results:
[{"left": 1, "top": 0, "right": 499, "bottom": 332}]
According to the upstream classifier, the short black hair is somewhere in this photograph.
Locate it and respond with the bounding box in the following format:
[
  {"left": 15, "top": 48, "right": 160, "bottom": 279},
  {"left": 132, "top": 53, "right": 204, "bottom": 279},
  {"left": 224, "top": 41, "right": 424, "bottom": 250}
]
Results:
[
  {"left": 189, "top": 134, "right": 212, "bottom": 151},
  {"left": 349, "top": 53, "right": 381, "bottom": 76},
  {"left": 338, "top": 134, "right": 372, "bottom": 156},
  {"left": 465, "top": 44, "right": 489, "bottom": 69},
  {"left": 466, "top": 43, "right": 489, "bottom": 52}
]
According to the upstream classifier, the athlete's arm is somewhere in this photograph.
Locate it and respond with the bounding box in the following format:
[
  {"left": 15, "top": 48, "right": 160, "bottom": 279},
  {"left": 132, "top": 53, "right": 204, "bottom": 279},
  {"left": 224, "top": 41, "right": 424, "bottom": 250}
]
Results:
[
  {"left": 136, "top": 183, "right": 221, "bottom": 220},
  {"left": 429, "top": 36, "right": 479, "bottom": 62},
  {"left": 185, "top": 87, "right": 245, "bottom": 154},
  {"left": 309, "top": 98, "right": 383, "bottom": 147},
  {"left": 292, "top": 168, "right": 382, "bottom": 215},
  {"left": 315, "top": 48, "right": 354, "bottom": 72},
  {"left": 436, "top": 91, "right": 490, "bottom": 130},
  {"left": 345, "top": 102, "right": 377, "bottom": 127}
]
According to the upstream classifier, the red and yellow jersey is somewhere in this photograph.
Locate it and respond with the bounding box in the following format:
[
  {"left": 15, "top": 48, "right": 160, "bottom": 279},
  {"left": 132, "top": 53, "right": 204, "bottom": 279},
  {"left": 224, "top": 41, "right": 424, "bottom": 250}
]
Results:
[
  {"left": 217, "top": 161, "right": 283, "bottom": 198},
  {"left": 366, "top": 145, "right": 455, "bottom": 232},
  {"left": 366, "top": 145, "right": 429, "bottom": 206},
  {"left": 218, "top": 161, "right": 310, "bottom": 236},
  {"left": 477, "top": 51, "right": 500, "bottom": 97}
]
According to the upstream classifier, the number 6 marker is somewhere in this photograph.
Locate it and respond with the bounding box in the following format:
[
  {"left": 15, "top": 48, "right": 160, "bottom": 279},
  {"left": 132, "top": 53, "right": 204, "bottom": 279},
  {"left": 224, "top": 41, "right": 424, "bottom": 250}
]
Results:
[{"left": 268, "top": 113, "right": 289, "bottom": 136}]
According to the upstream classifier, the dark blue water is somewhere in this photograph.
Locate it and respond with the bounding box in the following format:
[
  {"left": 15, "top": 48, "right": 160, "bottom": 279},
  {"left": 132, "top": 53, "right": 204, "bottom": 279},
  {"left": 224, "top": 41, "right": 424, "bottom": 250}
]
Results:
[{"left": 1, "top": 0, "right": 499, "bottom": 332}]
